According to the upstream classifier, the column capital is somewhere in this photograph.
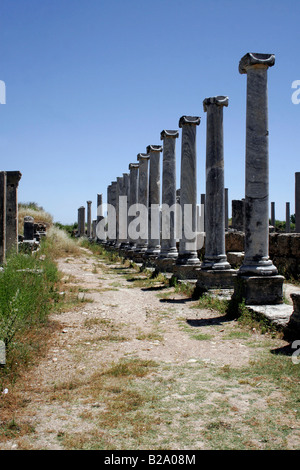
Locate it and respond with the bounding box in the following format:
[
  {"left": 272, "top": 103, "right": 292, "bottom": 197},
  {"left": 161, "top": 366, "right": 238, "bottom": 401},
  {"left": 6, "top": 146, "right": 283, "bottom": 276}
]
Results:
[
  {"left": 160, "top": 130, "right": 179, "bottom": 140},
  {"left": 239, "top": 52, "right": 275, "bottom": 74},
  {"left": 129, "top": 163, "right": 139, "bottom": 170},
  {"left": 87, "top": 200, "right": 92, "bottom": 204},
  {"left": 179, "top": 116, "right": 200, "bottom": 127},
  {"left": 137, "top": 153, "right": 150, "bottom": 161},
  {"left": 203, "top": 96, "right": 229, "bottom": 112},
  {"left": 146, "top": 144, "right": 163, "bottom": 153},
  {"left": 6, "top": 171, "right": 22, "bottom": 186}
]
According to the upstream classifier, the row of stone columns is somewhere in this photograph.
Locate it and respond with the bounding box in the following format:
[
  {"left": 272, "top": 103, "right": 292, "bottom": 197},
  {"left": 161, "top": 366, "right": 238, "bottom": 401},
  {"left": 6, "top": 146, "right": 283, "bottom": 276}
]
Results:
[
  {"left": 0, "top": 171, "right": 22, "bottom": 263},
  {"left": 80, "top": 52, "right": 300, "bottom": 306}
]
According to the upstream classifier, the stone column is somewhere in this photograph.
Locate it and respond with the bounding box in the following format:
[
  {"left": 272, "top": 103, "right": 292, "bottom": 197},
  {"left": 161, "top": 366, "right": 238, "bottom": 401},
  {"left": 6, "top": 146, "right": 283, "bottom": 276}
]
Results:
[
  {"left": 115, "top": 176, "right": 123, "bottom": 248},
  {"left": 119, "top": 173, "right": 130, "bottom": 250},
  {"left": 271, "top": 202, "right": 275, "bottom": 228},
  {"left": 87, "top": 201, "right": 92, "bottom": 238},
  {"left": 134, "top": 153, "right": 150, "bottom": 258},
  {"left": 6, "top": 171, "right": 22, "bottom": 253},
  {"left": 201, "top": 194, "right": 206, "bottom": 232},
  {"left": 286, "top": 202, "right": 290, "bottom": 233},
  {"left": 110, "top": 181, "right": 117, "bottom": 245},
  {"left": 0, "top": 172, "right": 7, "bottom": 264},
  {"left": 296, "top": 172, "right": 300, "bottom": 233},
  {"left": 236, "top": 52, "right": 283, "bottom": 305},
  {"left": 231, "top": 199, "right": 245, "bottom": 231},
  {"left": 195, "top": 97, "right": 236, "bottom": 292},
  {"left": 128, "top": 163, "right": 139, "bottom": 252},
  {"left": 158, "top": 130, "right": 179, "bottom": 264},
  {"left": 146, "top": 145, "right": 162, "bottom": 258},
  {"left": 238, "top": 53, "right": 278, "bottom": 276},
  {"left": 202, "top": 97, "right": 231, "bottom": 271},
  {"left": 78, "top": 206, "right": 85, "bottom": 236},
  {"left": 96, "top": 193, "right": 105, "bottom": 243},
  {"left": 175, "top": 116, "right": 201, "bottom": 277}
]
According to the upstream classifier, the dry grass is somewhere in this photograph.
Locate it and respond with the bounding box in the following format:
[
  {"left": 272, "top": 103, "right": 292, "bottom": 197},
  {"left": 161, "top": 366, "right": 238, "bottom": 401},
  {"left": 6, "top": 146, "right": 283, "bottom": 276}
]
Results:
[
  {"left": 18, "top": 206, "right": 53, "bottom": 234},
  {"left": 40, "top": 226, "right": 82, "bottom": 260}
]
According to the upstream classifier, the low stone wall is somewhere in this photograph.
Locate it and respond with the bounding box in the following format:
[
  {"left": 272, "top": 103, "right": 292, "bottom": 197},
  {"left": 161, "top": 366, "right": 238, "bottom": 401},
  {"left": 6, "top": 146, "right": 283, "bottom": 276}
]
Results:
[{"left": 222, "top": 231, "right": 300, "bottom": 279}]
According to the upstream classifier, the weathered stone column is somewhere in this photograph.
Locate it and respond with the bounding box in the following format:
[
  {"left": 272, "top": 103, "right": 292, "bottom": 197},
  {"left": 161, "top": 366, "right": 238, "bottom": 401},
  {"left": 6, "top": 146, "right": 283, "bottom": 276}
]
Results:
[
  {"left": 158, "top": 130, "right": 179, "bottom": 266},
  {"left": 119, "top": 173, "right": 130, "bottom": 250},
  {"left": 236, "top": 52, "right": 283, "bottom": 305},
  {"left": 96, "top": 193, "right": 105, "bottom": 243},
  {"left": 239, "top": 53, "right": 278, "bottom": 276},
  {"left": 271, "top": 202, "right": 275, "bottom": 228},
  {"left": 231, "top": 199, "right": 245, "bottom": 231},
  {"left": 296, "top": 172, "right": 300, "bottom": 233},
  {"left": 110, "top": 181, "right": 117, "bottom": 245},
  {"left": 195, "top": 97, "right": 236, "bottom": 292},
  {"left": 286, "top": 202, "right": 290, "bottom": 233},
  {"left": 115, "top": 176, "right": 123, "bottom": 248},
  {"left": 175, "top": 116, "right": 201, "bottom": 278},
  {"left": 87, "top": 201, "right": 92, "bottom": 238},
  {"left": 202, "top": 97, "right": 231, "bottom": 271},
  {"left": 201, "top": 194, "right": 206, "bottom": 232},
  {"left": 146, "top": 145, "right": 162, "bottom": 259},
  {"left": 134, "top": 153, "right": 150, "bottom": 259},
  {"left": 78, "top": 206, "right": 85, "bottom": 236},
  {"left": 0, "top": 172, "right": 6, "bottom": 264},
  {"left": 128, "top": 163, "right": 139, "bottom": 252},
  {"left": 6, "top": 171, "right": 22, "bottom": 253}
]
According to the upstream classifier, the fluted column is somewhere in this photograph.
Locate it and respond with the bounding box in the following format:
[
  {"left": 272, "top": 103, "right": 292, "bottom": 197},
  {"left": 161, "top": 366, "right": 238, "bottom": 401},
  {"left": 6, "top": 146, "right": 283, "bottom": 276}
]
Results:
[{"left": 146, "top": 145, "right": 162, "bottom": 257}]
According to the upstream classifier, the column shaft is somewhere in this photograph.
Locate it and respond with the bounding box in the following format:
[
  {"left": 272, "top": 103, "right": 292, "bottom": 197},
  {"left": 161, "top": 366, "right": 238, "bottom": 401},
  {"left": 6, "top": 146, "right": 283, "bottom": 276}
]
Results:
[
  {"left": 146, "top": 145, "right": 162, "bottom": 255},
  {"left": 239, "top": 53, "right": 277, "bottom": 275},
  {"left": 177, "top": 116, "right": 200, "bottom": 265},
  {"left": 202, "top": 97, "right": 230, "bottom": 270},
  {"left": 160, "top": 130, "right": 178, "bottom": 259}
]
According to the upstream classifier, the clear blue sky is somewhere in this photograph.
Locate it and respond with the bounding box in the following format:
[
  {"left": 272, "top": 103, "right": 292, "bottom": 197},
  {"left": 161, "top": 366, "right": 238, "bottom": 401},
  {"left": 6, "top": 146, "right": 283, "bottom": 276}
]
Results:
[{"left": 0, "top": 0, "right": 299, "bottom": 224}]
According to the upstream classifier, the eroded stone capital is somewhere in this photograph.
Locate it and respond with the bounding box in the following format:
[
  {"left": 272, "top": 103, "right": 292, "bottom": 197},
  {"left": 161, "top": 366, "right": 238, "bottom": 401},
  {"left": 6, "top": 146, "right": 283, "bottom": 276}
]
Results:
[
  {"left": 203, "top": 96, "right": 229, "bottom": 112},
  {"left": 129, "top": 163, "right": 139, "bottom": 170},
  {"left": 6, "top": 171, "right": 22, "bottom": 186},
  {"left": 179, "top": 116, "right": 201, "bottom": 128},
  {"left": 87, "top": 200, "right": 92, "bottom": 205},
  {"left": 160, "top": 130, "right": 179, "bottom": 140},
  {"left": 239, "top": 52, "right": 275, "bottom": 74},
  {"left": 146, "top": 145, "right": 163, "bottom": 153},
  {"left": 137, "top": 153, "right": 150, "bottom": 161}
]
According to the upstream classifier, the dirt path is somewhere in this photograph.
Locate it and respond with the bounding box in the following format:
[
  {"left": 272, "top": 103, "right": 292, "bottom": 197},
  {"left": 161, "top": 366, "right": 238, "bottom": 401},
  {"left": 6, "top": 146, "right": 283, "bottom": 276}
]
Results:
[{"left": 1, "top": 248, "right": 299, "bottom": 450}]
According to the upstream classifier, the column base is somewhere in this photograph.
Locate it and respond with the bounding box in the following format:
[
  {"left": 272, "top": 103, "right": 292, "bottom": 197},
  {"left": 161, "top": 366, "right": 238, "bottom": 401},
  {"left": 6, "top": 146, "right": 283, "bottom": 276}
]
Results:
[
  {"left": 238, "top": 258, "right": 278, "bottom": 276},
  {"left": 173, "top": 263, "right": 200, "bottom": 280},
  {"left": 201, "top": 255, "right": 231, "bottom": 271},
  {"left": 176, "top": 252, "right": 201, "bottom": 266},
  {"left": 233, "top": 274, "right": 284, "bottom": 305},
  {"left": 195, "top": 268, "right": 237, "bottom": 291},
  {"left": 155, "top": 257, "right": 176, "bottom": 273}
]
